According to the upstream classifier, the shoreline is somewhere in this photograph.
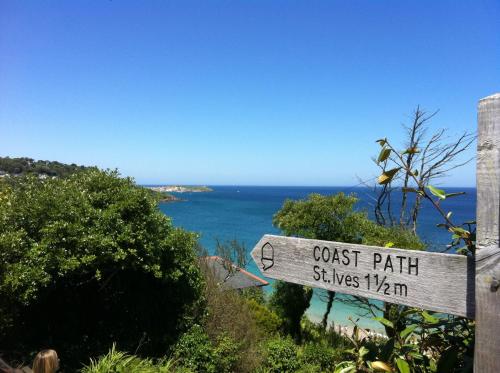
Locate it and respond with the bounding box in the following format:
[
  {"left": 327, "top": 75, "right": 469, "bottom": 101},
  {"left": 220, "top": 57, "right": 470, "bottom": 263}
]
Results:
[
  {"left": 306, "top": 312, "right": 387, "bottom": 339},
  {"left": 147, "top": 185, "right": 213, "bottom": 193}
]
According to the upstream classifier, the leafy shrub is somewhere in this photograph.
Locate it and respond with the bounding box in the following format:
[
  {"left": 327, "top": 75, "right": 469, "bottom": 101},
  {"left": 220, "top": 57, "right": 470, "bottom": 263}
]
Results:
[
  {"left": 0, "top": 170, "right": 204, "bottom": 369},
  {"left": 0, "top": 156, "right": 88, "bottom": 178},
  {"left": 246, "top": 298, "right": 283, "bottom": 336},
  {"left": 241, "top": 286, "right": 266, "bottom": 305},
  {"left": 263, "top": 336, "right": 300, "bottom": 373},
  {"left": 172, "top": 325, "right": 240, "bottom": 373},
  {"left": 213, "top": 334, "right": 240, "bottom": 373},
  {"left": 300, "top": 342, "right": 340, "bottom": 371},
  {"left": 81, "top": 344, "right": 175, "bottom": 373},
  {"left": 272, "top": 193, "right": 368, "bottom": 244},
  {"left": 172, "top": 324, "right": 218, "bottom": 373},
  {"left": 361, "top": 221, "right": 425, "bottom": 250},
  {"left": 295, "top": 363, "right": 322, "bottom": 373},
  {"left": 201, "top": 266, "right": 263, "bottom": 372}
]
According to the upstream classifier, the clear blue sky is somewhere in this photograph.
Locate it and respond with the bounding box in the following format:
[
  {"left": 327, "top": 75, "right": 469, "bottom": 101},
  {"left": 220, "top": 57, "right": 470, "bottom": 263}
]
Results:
[{"left": 1, "top": 1, "right": 498, "bottom": 186}]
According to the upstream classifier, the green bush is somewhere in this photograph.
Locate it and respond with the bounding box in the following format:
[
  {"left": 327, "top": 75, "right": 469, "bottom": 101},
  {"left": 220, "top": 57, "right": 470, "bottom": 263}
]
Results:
[
  {"left": 362, "top": 221, "right": 425, "bottom": 250},
  {"left": 295, "top": 363, "right": 322, "bottom": 373},
  {"left": 213, "top": 334, "right": 240, "bottom": 373},
  {"left": 81, "top": 344, "right": 175, "bottom": 373},
  {"left": 201, "top": 266, "right": 263, "bottom": 372},
  {"left": 246, "top": 298, "right": 283, "bottom": 336},
  {"left": 300, "top": 342, "right": 340, "bottom": 372},
  {"left": 172, "top": 325, "right": 240, "bottom": 373},
  {"left": 0, "top": 170, "right": 204, "bottom": 369},
  {"left": 172, "top": 324, "right": 218, "bottom": 373},
  {"left": 263, "top": 336, "right": 300, "bottom": 373}
]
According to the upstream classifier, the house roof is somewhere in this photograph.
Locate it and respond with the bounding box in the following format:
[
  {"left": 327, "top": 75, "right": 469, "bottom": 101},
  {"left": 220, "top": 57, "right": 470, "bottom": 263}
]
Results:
[{"left": 200, "top": 256, "right": 269, "bottom": 290}]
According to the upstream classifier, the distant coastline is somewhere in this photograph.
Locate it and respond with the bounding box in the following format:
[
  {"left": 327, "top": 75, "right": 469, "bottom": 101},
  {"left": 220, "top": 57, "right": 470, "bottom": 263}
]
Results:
[
  {"left": 145, "top": 185, "right": 213, "bottom": 203},
  {"left": 146, "top": 185, "right": 213, "bottom": 193}
]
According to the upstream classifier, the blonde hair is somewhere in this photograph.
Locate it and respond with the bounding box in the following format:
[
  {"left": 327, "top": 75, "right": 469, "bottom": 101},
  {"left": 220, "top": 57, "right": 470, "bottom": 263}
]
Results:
[{"left": 33, "top": 349, "right": 59, "bottom": 373}]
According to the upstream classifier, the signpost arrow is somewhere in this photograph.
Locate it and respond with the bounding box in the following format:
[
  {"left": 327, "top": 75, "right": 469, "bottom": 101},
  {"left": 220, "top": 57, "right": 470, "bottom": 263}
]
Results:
[{"left": 251, "top": 234, "right": 475, "bottom": 318}]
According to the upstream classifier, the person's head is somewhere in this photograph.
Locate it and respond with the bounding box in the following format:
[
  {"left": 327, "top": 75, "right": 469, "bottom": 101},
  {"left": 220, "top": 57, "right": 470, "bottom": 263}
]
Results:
[{"left": 32, "top": 350, "right": 59, "bottom": 373}]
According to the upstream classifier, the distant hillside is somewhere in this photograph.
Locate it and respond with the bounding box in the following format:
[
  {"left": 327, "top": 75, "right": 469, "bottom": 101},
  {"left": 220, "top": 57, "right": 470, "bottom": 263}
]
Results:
[
  {"left": 0, "top": 157, "right": 90, "bottom": 178},
  {"left": 0, "top": 156, "right": 179, "bottom": 203}
]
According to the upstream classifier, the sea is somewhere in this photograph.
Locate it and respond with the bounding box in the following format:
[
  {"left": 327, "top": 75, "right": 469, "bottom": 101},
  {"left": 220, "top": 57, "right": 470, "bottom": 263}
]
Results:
[{"left": 156, "top": 186, "right": 476, "bottom": 332}]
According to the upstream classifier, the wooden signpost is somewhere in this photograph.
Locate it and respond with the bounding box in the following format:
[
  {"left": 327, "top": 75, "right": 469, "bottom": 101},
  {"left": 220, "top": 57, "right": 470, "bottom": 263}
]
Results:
[
  {"left": 251, "top": 235, "right": 474, "bottom": 317},
  {"left": 251, "top": 93, "right": 500, "bottom": 372}
]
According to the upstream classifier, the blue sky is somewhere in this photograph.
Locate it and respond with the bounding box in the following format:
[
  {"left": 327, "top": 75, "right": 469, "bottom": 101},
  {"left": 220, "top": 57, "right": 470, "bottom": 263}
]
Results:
[{"left": 1, "top": 1, "right": 498, "bottom": 186}]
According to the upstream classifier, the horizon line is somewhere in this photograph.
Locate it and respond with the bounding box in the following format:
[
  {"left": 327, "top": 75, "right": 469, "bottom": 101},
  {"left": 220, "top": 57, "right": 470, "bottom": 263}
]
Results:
[{"left": 139, "top": 183, "right": 477, "bottom": 188}]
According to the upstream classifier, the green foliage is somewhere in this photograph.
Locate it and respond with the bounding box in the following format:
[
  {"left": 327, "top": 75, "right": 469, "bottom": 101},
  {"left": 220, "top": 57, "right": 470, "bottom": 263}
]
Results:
[
  {"left": 262, "top": 336, "right": 300, "bottom": 373},
  {"left": 145, "top": 188, "right": 179, "bottom": 203},
  {"left": 213, "top": 334, "right": 240, "bottom": 373},
  {"left": 371, "top": 125, "right": 476, "bottom": 371},
  {"left": 81, "top": 344, "right": 176, "bottom": 373},
  {"left": 273, "top": 192, "right": 367, "bottom": 243},
  {"left": 269, "top": 281, "right": 312, "bottom": 342},
  {"left": 172, "top": 325, "right": 239, "bottom": 373},
  {"left": 0, "top": 156, "right": 88, "bottom": 178},
  {"left": 361, "top": 222, "right": 425, "bottom": 251},
  {"left": 246, "top": 298, "right": 283, "bottom": 336},
  {"left": 0, "top": 169, "right": 204, "bottom": 369},
  {"left": 172, "top": 325, "right": 218, "bottom": 373},
  {"left": 199, "top": 267, "right": 263, "bottom": 372},
  {"left": 241, "top": 286, "right": 266, "bottom": 305},
  {"left": 335, "top": 310, "right": 474, "bottom": 373},
  {"left": 295, "top": 363, "right": 322, "bottom": 373},
  {"left": 300, "top": 342, "right": 340, "bottom": 371},
  {"left": 300, "top": 318, "right": 351, "bottom": 351}
]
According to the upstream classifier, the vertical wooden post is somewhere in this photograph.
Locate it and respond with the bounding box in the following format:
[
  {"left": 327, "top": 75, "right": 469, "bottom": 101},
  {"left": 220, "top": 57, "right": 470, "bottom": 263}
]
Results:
[{"left": 475, "top": 93, "right": 500, "bottom": 372}]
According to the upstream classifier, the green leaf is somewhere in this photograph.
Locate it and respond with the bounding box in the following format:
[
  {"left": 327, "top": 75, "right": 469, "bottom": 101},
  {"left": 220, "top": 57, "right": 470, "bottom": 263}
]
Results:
[
  {"left": 377, "top": 147, "right": 392, "bottom": 163},
  {"left": 378, "top": 168, "right": 401, "bottom": 185},
  {"left": 376, "top": 138, "right": 387, "bottom": 146},
  {"left": 444, "top": 192, "right": 465, "bottom": 198},
  {"left": 422, "top": 311, "right": 439, "bottom": 324},
  {"left": 396, "top": 358, "right": 410, "bottom": 373},
  {"left": 427, "top": 185, "right": 446, "bottom": 199},
  {"left": 436, "top": 347, "right": 459, "bottom": 373},
  {"left": 401, "top": 308, "right": 419, "bottom": 317},
  {"left": 373, "top": 317, "right": 394, "bottom": 329},
  {"left": 400, "top": 324, "right": 418, "bottom": 339},
  {"left": 384, "top": 242, "right": 394, "bottom": 248},
  {"left": 408, "top": 351, "right": 424, "bottom": 360},
  {"left": 359, "top": 346, "right": 369, "bottom": 358},
  {"left": 402, "top": 147, "right": 420, "bottom": 154},
  {"left": 334, "top": 361, "right": 356, "bottom": 373},
  {"left": 446, "top": 211, "right": 452, "bottom": 219},
  {"left": 450, "top": 227, "right": 470, "bottom": 238}
]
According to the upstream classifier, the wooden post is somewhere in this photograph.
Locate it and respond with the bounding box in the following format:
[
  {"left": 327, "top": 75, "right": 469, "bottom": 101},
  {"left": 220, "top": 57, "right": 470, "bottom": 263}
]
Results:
[{"left": 475, "top": 93, "right": 500, "bottom": 372}]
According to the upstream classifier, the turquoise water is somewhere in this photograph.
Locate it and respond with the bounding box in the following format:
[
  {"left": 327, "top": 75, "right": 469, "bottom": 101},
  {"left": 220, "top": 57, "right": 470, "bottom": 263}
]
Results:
[{"left": 158, "top": 186, "right": 476, "bottom": 331}]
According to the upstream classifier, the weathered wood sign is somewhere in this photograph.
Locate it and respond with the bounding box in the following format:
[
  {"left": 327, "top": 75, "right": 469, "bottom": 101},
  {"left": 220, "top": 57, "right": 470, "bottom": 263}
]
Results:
[{"left": 251, "top": 234, "right": 475, "bottom": 318}]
